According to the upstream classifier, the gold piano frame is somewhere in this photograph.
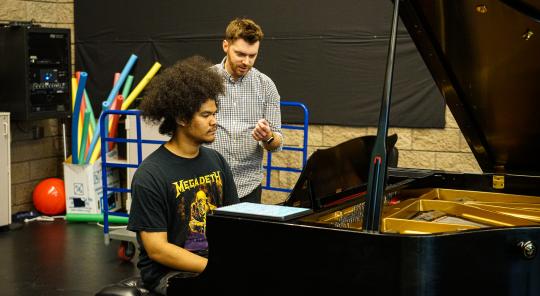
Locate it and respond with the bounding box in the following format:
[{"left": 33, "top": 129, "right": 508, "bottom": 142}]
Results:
[{"left": 304, "top": 189, "right": 540, "bottom": 234}]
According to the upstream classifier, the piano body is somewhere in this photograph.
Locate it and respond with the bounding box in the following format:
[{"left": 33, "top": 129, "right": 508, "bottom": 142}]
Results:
[{"left": 169, "top": 1, "right": 540, "bottom": 295}]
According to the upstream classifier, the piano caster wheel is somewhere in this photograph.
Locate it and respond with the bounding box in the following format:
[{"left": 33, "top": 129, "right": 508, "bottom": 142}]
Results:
[
  {"left": 517, "top": 241, "right": 537, "bottom": 260},
  {"left": 118, "top": 241, "right": 136, "bottom": 261}
]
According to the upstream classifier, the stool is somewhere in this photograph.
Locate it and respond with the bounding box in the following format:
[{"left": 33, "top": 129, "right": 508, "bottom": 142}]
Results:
[{"left": 95, "top": 276, "right": 157, "bottom": 296}]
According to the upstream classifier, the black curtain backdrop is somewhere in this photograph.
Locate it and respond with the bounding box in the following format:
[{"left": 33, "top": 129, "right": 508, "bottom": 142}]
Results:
[{"left": 74, "top": 0, "right": 445, "bottom": 127}]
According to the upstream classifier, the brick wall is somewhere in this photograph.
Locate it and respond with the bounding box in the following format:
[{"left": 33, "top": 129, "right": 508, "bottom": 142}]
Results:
[
  {"left": 0, "top": 0, "right": 74, "bottom": 214},
  {"left": 1, "top": 1, "right": 480, "bottom": 209}
]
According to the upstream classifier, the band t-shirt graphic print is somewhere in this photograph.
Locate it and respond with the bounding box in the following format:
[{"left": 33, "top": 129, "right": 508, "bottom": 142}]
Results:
[
  {"left": 172, "top": 171, "right": 222, "bottom": 251},
  {"left": 128, "top": 145, "right": 238, "bottom": 289}
]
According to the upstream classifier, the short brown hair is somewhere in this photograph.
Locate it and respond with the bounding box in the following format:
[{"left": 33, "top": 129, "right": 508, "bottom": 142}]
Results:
[
  {"left": 139, "top": 55, "right": 224, "bottom": 136},
  {"left": 225, "top": 18, "right": 264, "bottom": 44}
]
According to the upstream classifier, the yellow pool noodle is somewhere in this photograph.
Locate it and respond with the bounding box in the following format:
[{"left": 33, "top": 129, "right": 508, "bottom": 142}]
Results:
[
  {"left": 121, "top": 62, "right": 162, "bottom": 110},
  {"left": 89, "top": 138, "right": 101, "bottom": 164},
  {"left": 71, "top": 78, "right": 84, "bottom": 152},
  {"left": 91, "top": 62, "right": 161, "bottom": 163},
  {"left": 71, "top": 77, "right": 77, "bottom": 112}
]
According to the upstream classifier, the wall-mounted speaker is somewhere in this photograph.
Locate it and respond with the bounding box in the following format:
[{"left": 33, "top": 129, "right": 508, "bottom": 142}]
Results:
[{"left": 0, "top": 25, "right": 71, "bottom": 120}]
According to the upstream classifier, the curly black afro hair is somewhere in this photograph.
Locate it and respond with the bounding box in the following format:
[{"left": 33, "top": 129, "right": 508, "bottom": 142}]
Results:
[{"left": 139, "top": 55, "right": 224, "bottom": 136}]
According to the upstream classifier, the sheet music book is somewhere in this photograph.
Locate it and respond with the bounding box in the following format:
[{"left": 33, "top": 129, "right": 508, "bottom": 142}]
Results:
[{"left": 214, "top": 202, "right": 313, "bottom": 221}]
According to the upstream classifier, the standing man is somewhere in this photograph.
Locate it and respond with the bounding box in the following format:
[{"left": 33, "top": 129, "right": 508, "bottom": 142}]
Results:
[
  {"left": 127, "top": 56, "right": 239, "bottom": 295},
  {"left": 209, "top": 17, "right": 283, "bottom": 203}
]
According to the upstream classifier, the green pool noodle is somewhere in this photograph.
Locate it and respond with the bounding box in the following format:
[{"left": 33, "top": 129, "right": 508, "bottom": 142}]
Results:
[
  {"left": 122, "top": 75, "right": 134, "bottom": 99},
  {"left": 66, "top": 213, "right": 129, "bottom": 224}
]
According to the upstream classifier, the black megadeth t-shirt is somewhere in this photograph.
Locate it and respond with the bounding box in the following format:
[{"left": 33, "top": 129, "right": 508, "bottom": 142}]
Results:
[{"left": 127, "top": 145, "right": 239, "bottom": 289}]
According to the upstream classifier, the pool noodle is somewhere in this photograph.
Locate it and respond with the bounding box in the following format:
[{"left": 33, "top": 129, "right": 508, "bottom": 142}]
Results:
[
  {"left": 108, "top": 95, "right": 122, "bottom": 131},
  {"left": 70, "top": 77, "right": 77, "bottom": 112},
  {"left": 78, "top": 110, "right": 91, "bottom": 164},
  {"left": 113, "top": 73, "right": 120, "bottom": 95},
  {"left": 90, "top": 62, "right": 160, "bottom": 164},
  {"left": 71, "top": 72, "right": 88, "bottom": 165},
  {"left": 75, "top": 73, "right": 95, "bottom": 153},
  {"left": 86, "top": 54, "right": 138, "bottom": 164},
  {"left": 108, "top": 95, "right": 124, "bottom": 151},
  {"left": 121, "top": 62, "right": 162, "bottom": 110},
  {"left": 83, "top": 89, "right": 96, "bottom": 146},
  {"left": 66, "top": 213, "right": 128, "bottom": 224},
  {"left": 72, "top": 77, "right": 84, "bottom": 158},
  {"left": 76, "top": 72, "right": 86, "bottom": 158},
  {"left": 106, "top": 55, "right": 137, "bottom": 106},
  {"left": 122, "top": 75, "right": 134, "bottom": 99},
  {"left": 101, "top": 101, "right": 111, "bottom": 154}
]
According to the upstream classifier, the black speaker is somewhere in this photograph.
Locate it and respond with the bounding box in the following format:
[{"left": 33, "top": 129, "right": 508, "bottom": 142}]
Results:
[{"left": 0, "top": 25, "right": 71, "bottom": 120}]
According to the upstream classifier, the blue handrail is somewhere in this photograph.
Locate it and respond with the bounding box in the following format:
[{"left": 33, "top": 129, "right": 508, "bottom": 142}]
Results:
[{"left": 262, "top": 101, "right": 309, "bottom": 193}]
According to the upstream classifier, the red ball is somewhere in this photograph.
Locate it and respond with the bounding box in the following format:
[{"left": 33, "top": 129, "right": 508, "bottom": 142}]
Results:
[{"left": 33, "top": 178, "right": 66, "bottom": 215}]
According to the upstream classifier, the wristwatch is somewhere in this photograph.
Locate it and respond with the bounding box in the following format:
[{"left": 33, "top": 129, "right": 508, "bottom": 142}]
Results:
[{"left": 264, "top": 134, "right": 275, "bottom": 144}]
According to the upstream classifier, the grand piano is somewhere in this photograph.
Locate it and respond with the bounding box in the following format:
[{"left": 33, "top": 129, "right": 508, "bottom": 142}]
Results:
[{"left": 169, "top": 1, "right": 540, "bottom": 294}]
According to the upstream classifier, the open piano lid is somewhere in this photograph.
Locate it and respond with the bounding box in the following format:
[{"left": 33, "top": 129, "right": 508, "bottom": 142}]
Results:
[{"left": 399, "top": 0, "right": 540, "bottom": 176}]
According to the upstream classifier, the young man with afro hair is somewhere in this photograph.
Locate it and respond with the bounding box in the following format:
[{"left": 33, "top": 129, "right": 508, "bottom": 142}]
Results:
[{"left": 127, "top": 55, "right": 239, "bottom": 295}]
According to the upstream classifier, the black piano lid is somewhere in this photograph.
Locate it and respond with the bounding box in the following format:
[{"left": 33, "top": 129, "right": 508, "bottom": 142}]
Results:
[{"left": 399, "top": 0, "right": 540, "bottom": 176}]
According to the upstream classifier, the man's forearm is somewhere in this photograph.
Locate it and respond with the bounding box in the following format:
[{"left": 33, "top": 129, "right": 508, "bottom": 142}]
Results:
[
  {"left": 142, "top": 231, "right": 208, "bottom": 273},
  {"left": 150, "top": 242, "right": 208, "bottom": 273}
]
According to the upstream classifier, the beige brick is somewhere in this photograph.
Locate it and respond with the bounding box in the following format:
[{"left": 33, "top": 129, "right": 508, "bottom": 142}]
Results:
[
  {"left": 53, "top": 136, "right": 65, "bottom": 157},
  {"left": 29, "top": 157, "right": 60, "bottom": 180},
  {"left": 57, "top": 159, "right": 65, "bottom": 178},
  {"left": 445, "top": 106, "right": 459, "bottom": 128},
  {"left": 323, "top": 125, "right": 367, "bottom": 146},
  {"left": 12, "top": 180, "right": 39, "bottom": 207},
  {"left": 54, "top": 22, "right": 75, "bottom": 44},
  {"left": 0, "top": 0, "right": 27, "bottom": 20},
  {"left": 435, "top": 152, "right": 481, "bottom": 173},
  {"left": 43, "top": 118, "right": 59, "bottom": 137},
  {"left": 26, "top": 1, "right": 73, "bottom": 23},
  {"left": 11, "top": 137, "right": 57, "bottom": 162},
  {"left": 66, "top": 24, "right": 76, "bottom": 40},
  {"left": 262, "top": 190, "right": 289, "bottom": 205},
  {"left": 308, "top": 125, "right": 323, "bottom": 146},
  {"left": 11, "top": 161, "right": 30, "bottom": 184},
  {"left": 12, "top": 203, "right": 34, "bottom": 215},
  {"left": 278, "top": 171, "right": 300, "bottom": 190},
  {"left": 12, "top": 119, "right": 59, "bottom": 140},
  {"left": 412, "top": 129, "right": 461, "bottom": 152},
  {"left": 391, "top": 128, "right": 412, "bottom": 150},
  {"left": 10, "top": 120, "right": 34, "bottom": 141},
  {"left": 306, "top": 146, "right": 318, "bottom": 159},
  {"left": 269, "top": 149, "right": 303, "bottom": 170},
  {"left": 366, "top": 127, "right": 412, "bottom": 150},
  {"left": 398, "top": 150, "right": 436, "bottom": 169},
  {"left": 458, "top": 132, "right": 473, "bottom": 153},
  {"left": 34, "top": 21, "right": 54, "bottom": 27},
  {"left": 282, "top": 127, "right": 304, "bottom": 147},
  {"left": 71, "top": 46, "right": 76, "bottom": 70},
  {"left": 366, "top": 127, "right": 378, "bottom": 136},
  {"left": 262, "top": 170, "right": 279, "bottom": 188}
]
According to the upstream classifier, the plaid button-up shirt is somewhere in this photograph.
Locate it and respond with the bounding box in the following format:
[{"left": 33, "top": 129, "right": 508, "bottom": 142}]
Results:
[{"left": 206, "top": 58, "right": 283, "bottom": 199}]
